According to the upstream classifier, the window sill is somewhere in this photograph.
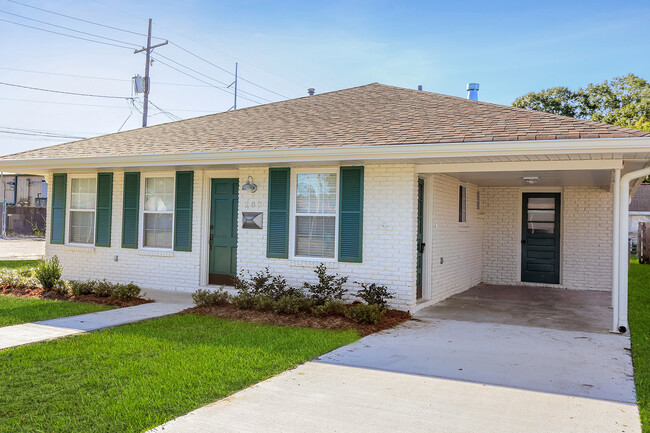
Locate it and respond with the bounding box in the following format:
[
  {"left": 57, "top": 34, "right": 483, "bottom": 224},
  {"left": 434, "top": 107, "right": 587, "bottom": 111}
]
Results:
[
  {"left": 288, "top": 257, "right": 338, "bottom": 267},
  {"left": 64, "top": 244, "right": 96, "bottom": 253},
  {"left": 138, "top": 249, "right": 174, "bottom": 257}
]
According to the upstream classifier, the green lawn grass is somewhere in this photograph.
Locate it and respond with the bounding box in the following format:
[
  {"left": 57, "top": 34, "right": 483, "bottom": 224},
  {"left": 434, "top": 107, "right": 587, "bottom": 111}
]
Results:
[
  {"left": 0, "top": 295, "right": 114, "bottom": 327},
  {"left": 0, "top": 259, "right": 40, "bottom": 269},
  {"left": 629, "top": 259, "right": 650, "bottom": 431},
  {"left": 0, "top": 314, "right": 359, "bottom": 432}
]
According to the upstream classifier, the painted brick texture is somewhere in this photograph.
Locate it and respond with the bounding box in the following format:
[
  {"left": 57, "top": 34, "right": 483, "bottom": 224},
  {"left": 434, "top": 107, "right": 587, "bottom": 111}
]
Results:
[
  {"left": 427, "top": 174, "right": 483, "bottom": 304},
  {"left": 480, "top": 186, "right": 613, "bottom": 291}
]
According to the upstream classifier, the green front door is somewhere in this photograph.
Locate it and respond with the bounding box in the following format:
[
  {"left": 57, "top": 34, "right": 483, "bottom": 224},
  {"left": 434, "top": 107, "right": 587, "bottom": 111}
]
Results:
[
  {"left": 521, "top": 193, "right": 561, "bottom": 284},
  {"left": 416, "top": 178, "right": 424, "bottom": 299},
  {"left": 209, "top": 178, "right": 239, "bottom": 285}
]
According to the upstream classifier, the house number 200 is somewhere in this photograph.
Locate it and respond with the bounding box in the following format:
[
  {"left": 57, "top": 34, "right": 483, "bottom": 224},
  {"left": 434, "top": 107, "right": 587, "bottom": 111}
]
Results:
[{"left": 242, "top": 199, "right": 264, "bottom": 209}]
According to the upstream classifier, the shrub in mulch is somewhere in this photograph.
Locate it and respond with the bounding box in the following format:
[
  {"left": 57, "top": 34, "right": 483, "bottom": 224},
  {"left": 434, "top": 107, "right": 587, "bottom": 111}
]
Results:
[
  {"left": 186, "top": 303, "right": 411, "bottom": 336},
  {"left": 0, "top": 284, "right": 152, "bottom": 308},
  {"left": 190, "top": 265, "right": 412, "bottom": 336}
]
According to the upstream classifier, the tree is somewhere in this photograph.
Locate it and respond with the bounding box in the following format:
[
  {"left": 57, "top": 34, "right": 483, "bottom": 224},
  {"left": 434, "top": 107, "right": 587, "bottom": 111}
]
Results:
[{"left": 513, "top": 74, "right": 650, "bottom": 132}]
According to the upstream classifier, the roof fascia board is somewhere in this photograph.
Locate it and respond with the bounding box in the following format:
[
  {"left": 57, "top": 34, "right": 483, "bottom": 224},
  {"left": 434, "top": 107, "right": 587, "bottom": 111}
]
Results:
[
  {"left": 1, "top": 137, "right": 649, "bottom": 171},
  {"left": 416, "top": 159, "right": 624, "bottom": 173}
]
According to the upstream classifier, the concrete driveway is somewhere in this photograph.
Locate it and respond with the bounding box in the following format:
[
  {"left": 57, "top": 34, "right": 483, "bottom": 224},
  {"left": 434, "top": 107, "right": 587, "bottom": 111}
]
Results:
[{"left": 150, "top": 316, "right": 639, "bottom": 433}]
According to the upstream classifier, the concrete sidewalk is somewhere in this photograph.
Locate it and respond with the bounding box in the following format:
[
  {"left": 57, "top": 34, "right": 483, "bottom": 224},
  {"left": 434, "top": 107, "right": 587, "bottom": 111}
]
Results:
[
  {"left": 0, "top": 238, "right": 45, "bottom": 260},
  {"left": 0, "top": 290, "right": 194, "bottom": 350}
]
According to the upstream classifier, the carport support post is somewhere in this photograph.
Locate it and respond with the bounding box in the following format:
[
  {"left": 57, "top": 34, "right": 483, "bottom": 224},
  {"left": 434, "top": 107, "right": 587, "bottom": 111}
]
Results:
[
  {"left": 612, "top": 169, "right": 620, "bottom": 333},
  {"left": 618, "top": 165, "right": 650, "bottom": 333}
]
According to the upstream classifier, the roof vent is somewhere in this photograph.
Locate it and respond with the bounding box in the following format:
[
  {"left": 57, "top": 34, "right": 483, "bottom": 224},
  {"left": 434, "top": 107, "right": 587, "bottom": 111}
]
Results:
[
  {"left": 307, "top": 88, "right": 315, "bottom": 96},
  {"left": 418, "top": 85, "right": 423, "bottom": 91},
  {"left": 467, "top": 83, "right": 479, "bottom": 101}
]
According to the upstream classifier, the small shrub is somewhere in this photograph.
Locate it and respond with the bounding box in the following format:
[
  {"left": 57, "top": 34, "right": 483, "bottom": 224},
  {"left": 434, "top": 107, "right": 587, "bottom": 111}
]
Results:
[
  {"left": 192, "top": 287, "right": 230, "bottom": 307},
  {"left": 34, "top": 256, "right": 62, "bottom": 290},
  {"left": 70, "top": 280, "right": 97, "bottom": 296},
  {"left": 113, "top": 283, "right": 141, "bottom": 301},
  {"left": 273, "top": 294, "right": 314, "bottom": 315},
  {"left": 303, "top": 264, "right": 349, "bottom": 305},
  {"left": 346, "top": 303, "right": 385, "bottom": 325},
  {"left": 252, "top": 295, "right": 275, "bottom": 312},
  {"left": 232, "top": 291, "right": 256, "bottom": 310},
  {"left": 0, "top": 269, "right": 39, "bottom": 289},
  {"left": 52, "top": 279, "right": 72, "bottom": 295},
  {"left": 94, "top": 279, "right": 115, "bottom": 297},
  {"left": 353, "top": 282, "right": 395, "bottom": 309},
  {"left": 312, "top": 300, "right": 347, "bottom": 317},
  {"left": 233, "top": 272, "right": 252, "bottom": 293}
]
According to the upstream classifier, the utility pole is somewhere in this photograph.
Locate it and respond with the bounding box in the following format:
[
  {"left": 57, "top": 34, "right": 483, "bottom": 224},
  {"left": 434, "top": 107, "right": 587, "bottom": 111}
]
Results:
[
  {"left": 227, "top": 62, "right": 238, "bottom": 110},
  {"left": 134, "top": 19, "right": 168, "bottom": 127},
  {"left": 1, "top": 172, "right": 5, "bottom": 238}
]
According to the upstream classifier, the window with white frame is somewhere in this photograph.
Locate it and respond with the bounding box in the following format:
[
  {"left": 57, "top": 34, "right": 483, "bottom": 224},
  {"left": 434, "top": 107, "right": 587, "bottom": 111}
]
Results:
[
  {"left": 69, "top": 177, "right": 96, "bottom": 244},
  {"left": 294, "top": 172, "right": 337, "bottom": 259},
  {"left": 142, "top": 176, "right": 174, "bottom": 249}
]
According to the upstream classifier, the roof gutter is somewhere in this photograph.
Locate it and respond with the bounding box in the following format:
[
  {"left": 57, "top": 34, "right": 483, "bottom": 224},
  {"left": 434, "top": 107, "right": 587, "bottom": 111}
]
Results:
[{"left": 1, "top": 137, "right": 650, "bottom": 172}]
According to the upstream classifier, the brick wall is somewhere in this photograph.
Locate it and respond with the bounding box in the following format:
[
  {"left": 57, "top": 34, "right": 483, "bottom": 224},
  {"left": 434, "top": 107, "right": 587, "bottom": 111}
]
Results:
[
  {"left": 426, "top": 174, "right": 483, "bottom": 304},
  {"left": 480, "top": 186, "right": 614, "bottom": 291}
]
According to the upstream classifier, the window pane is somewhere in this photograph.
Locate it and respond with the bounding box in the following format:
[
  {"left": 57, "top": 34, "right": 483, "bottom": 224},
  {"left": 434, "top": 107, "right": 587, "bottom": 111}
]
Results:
[
  {"left": 528, "top": 198, "right": 555, "bottom": 209},
  {"left": 144, "top": 213, "right": 173, "bottom": 248},
  {"left": 527, "top": 222, "right": 554, "bottom": 234},
  {"left": 459, "top": 185, "right": 467, "bottom": 222},
  {"left": 144, "top": 177, "right": 174, "bottom": 211},
  {"left": 69, "top": 211, "right": 95, "bottom": 243},
  {"left": 295, "top": 216, "right": 335, "bottom": 258},
  {"left": 71, "top": 178, "right": 96, "bottom": 210},
  {"left": 296, "top": 173, "right": 336, "bottom": 214},
  {"left": 528, "top": 209, "right": 555, "bottom": 222}
]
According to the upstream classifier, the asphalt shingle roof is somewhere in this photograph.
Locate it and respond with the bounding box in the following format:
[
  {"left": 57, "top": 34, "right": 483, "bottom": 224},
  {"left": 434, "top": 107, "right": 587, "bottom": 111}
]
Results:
[{"left": 2, "top": 83, "right": 649, "bottom": 161}]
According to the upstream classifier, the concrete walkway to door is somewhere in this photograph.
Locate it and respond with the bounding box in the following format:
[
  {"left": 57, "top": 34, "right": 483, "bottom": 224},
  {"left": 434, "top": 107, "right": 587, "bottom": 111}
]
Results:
[{"left": 149, "top": 285, "right": 639, "bottom": 433}]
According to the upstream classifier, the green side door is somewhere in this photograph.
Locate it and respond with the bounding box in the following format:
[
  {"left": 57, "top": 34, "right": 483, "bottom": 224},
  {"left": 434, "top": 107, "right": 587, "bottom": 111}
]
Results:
[
  {"left": 521, "top": 193, "right": 561, "bottom": 284},
  {"left": 416, "top": 178, "right": 424, "bottom": 299},
  {"left": 209, "top": 178, "right": 239, "bottom": 285}
]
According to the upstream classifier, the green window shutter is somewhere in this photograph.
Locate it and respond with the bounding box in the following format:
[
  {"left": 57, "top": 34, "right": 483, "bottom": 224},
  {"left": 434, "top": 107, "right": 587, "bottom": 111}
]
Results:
[
  {"left": 267, "top": 167, "right": 290, "bottom": 258},
  {"left": 174, "top": 171, "right": 194, "bottom": 252},
  {"left": 339, "top": 166, "right": 364, "bottom": 263},
  {"left": 50, "top": 173, "right": 67, "bottom": 245},
  {"left": 95, "top": 173, "right": 113, "bottom": 247},
  {"left": 121, "top": 172, "right": 140, "bottom": 249}
]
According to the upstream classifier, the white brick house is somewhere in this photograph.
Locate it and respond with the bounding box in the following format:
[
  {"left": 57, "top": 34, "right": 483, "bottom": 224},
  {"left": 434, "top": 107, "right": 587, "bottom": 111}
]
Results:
[{"left": 1, "top": 83, "right": 649, "bottom": 333}]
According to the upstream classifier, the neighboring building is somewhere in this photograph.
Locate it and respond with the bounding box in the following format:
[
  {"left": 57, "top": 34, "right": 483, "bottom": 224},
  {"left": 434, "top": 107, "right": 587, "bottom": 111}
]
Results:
[
  {"left": 1, "top": 173, "right": 47, "bottom": 207},
  {"left": 630, "top": 184, "right": 650, "bottom": 243},
  {"left": 0, "top": 83, "right": 648, "bottom": 332}
]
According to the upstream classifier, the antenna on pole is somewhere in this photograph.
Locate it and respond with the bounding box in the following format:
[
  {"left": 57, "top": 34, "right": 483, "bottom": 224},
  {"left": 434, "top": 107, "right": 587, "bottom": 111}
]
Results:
[
  {"left": 227, "top": 62, "right": 238, "bottom": 110},
  {"left": 134, "top": 18, "right": 168, "bottom": 127}
]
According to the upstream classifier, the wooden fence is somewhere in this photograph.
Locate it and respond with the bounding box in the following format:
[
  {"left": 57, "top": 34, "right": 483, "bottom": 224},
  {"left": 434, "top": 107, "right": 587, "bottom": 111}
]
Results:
[
  {"left": 640, "top": 222, "right": 650, "bottom": 264},
  {"left": 0, "top": 206, "right": 46, "bottom": 236}
]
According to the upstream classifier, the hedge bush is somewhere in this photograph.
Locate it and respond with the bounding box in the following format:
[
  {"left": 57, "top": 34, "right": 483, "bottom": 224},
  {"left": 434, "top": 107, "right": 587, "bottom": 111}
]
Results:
[
  {"left": 34, "top": 256, "right": 62, "bottom": 290},
  {"left": 192, "top": 287, "right": 231, "bottom": 307}
]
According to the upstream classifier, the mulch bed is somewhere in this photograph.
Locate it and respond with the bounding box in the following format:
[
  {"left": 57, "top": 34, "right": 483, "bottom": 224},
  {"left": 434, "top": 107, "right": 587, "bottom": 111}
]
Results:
[
  {"left": 0, "top": 285, "right": 153, "bottom": 308},
  {"left": 185, "top": 303, "right": 412, "bottom": 336}
]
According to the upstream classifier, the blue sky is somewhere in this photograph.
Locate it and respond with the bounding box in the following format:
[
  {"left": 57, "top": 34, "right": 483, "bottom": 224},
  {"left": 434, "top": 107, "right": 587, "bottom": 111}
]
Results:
[{"left": 0, "top": 0, "right": 649, "bottom": 154}]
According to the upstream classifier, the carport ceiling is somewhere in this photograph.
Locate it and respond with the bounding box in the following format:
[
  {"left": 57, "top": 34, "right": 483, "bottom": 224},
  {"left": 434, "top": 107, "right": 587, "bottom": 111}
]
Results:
[{"left": 448, "top": 169, "right": 612, "bottom": 187}]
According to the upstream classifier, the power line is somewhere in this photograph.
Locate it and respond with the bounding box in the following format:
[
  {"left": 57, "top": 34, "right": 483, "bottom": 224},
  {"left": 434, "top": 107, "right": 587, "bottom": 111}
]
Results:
[
  {"left": 151, "top": 56, "right": 264, "bottom": 105},
  {"left": 0, "top": 129, "right": 86, "bottom": 139},
  {"left": 0, "top": 17, "right": 136, "bottom": 49},
  {"left": 0, "top": 66, "right": 223, "bottom": 88},
  {"left": 170, "top": 41, "right": 290, "bottom": 99},
  {"left": 0, "top": 96, "right": 214, "bottom": 112},
  {"left": 0, "top": 81, "right": 134, "bottom": 99},
  {"left": 6, "top": 0, "right": 164, "bottom": 40},
  {"left": 0, "top": 8, "right": 140, "bottom": 47},
  {"left": 153, "top": 53, "right": 272, "bottom": 104},
  {"left": 148, "top": 100, "right": 182, "bottom": 122},
  {"left": 0, "top": 125, "right": 102, "bottom": 135}
]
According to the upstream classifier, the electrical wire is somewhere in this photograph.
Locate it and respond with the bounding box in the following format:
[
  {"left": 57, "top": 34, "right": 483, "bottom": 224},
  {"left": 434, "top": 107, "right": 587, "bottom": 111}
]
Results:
[
  {"left": 0, "top": 96, "right": 214, "bottom": 112},
  {"left": 0, "top": 129, "right": 86, "bottom": 139},
  {"left": 151, "top": 56, "right": 264, "bottom": 105},
  {"left": 0, "top": 17, "right": 136, "bottom": 49},
  {"left": 170, "top": 41, "right": 290, "bottom": 99},
  {"left": 148, "top": 100, "right": 182, "bottom": 121},
  {"left": 153, "top": 53, "right": 272, "bottom": 104},
  {"left": 0, "top": 9, "right": 140, "bottom": 47},
  {"left": 0, "top": 81, "right": 134, "bottom": 99},
  {"left": 6, "top": 0, "right": 164, "bottom": 40}
]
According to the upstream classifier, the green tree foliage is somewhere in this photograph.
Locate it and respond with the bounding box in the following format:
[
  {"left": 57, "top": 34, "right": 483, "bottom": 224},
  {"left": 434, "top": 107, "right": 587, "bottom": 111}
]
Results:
[{"left": 513, "top": 74, "right": 650, "bottom": 132}]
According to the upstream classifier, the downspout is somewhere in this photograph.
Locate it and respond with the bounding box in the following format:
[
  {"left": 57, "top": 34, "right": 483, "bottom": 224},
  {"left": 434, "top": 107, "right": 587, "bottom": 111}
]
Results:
[
  {"left": 617, "top": 164, "right": 650, "bottom": 333},
  {"left": 612, "top": 169, "right": 620, "bottom": 333},
  {"left": 13, "top": 175, "right": 17, "bottom": 205}
]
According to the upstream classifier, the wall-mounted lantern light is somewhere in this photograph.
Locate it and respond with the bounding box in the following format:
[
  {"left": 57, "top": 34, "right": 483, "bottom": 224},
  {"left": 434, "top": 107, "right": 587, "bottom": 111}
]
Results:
[{"left": 241, "top": 176, "right": 257, "bottom": 193}]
